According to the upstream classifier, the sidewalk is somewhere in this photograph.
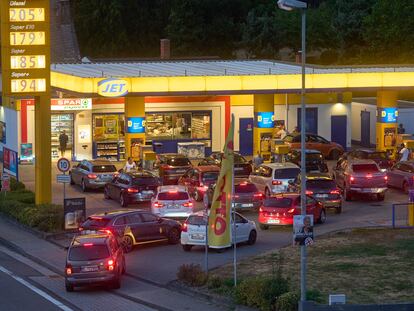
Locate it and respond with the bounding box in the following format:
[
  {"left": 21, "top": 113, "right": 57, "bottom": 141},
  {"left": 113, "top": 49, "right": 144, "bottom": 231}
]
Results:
[{"left": 0, "top": 216, "right": 234, "bottom": 311}]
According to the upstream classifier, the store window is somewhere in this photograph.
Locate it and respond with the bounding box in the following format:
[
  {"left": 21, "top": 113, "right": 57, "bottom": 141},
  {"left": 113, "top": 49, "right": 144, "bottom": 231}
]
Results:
[
  {"left": 93, "top": 114, "right": 125, "bottom": 160},
  {"left": 51, "top": 114, "right": 73, "bottom": 159}
]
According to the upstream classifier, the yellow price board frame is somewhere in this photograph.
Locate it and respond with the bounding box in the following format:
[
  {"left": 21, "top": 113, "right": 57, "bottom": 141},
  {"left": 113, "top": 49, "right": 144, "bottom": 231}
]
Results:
[{"left": 10, "top": 31, "right": 46, "bottom": 46}]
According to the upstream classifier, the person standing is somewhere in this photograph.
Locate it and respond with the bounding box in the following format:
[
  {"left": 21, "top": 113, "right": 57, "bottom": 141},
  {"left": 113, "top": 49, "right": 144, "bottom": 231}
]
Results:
[
  {"left": 253, "top": 151, "right": 264, "bottom": 168},
  {"left": 59, "top": 130, "right": 69, "bottom": 157},
  {"left": 399, "top": 143, "right": 410, "bottom": 162},
  {"left": 398, "top": 123, "right": 406, "bottom": 134},
  {"left": 123, "top": 157, "right": 137, "bottom": 172}
]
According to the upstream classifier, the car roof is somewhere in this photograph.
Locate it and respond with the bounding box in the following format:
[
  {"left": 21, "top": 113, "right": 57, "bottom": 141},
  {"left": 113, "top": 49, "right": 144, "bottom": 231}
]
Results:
[
  {"left": 71, "top": 233, "right": 109, "bottom": 246},
  {"left": 160, "top": 153, "right": 188, "bottom": 158},
  {"left": 264, "top": 162, "right": 300, "bottom": 169},
  {"left": 196, "top": 165, "right": 220, "bottom": 172},
  {"left": 158, "top": 185, "right": 188, "bottom": 192},
  {"left": 306, "top": 172, "right": 333, "bottom": 180},
  {"left": 292, "top": 149, "right": 321, "bottom": 154},
  {"left": 127, "top": 170, "right": 156, "bottom": 177},
  {"left": 89, "top": 209, "right": 142, "bottom": 219},
  {"left": 347, "top": 159, "right": 378, "bottom": 165}
]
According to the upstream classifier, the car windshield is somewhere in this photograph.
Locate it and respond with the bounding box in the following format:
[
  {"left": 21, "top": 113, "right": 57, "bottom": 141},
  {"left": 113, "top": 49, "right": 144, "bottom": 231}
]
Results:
[
  {"left": 235, "top": 183, "right": 258, "bottom": 193},
  {"left": 234, "top": 154, "right": 247, "bottom": 164},
  {"left": 158, "top": 191, "right": 189, "bottom": 200},
  {"left": 166, "top": 158, "right": 191, "bottom": 166},
  {"left": 352, "top": 164, "right": 379, "bottom": 173},
  {"left": 263, "top": 197, "right": 293, "bottom": 208},
  {"left": 307, "top": 179, "right": 336, "bottom": 189},
  {"left": 274, "top": 168, "right": 300, "bottom": 179},
  {"left": 132, "top": 176, "right": 158, "bottom": 185},
  {"left": 68, "top": 245, "right": 109, "bottom": 261},
  {"left": 188, "top": 215, "right": 206, "bottom": 225},
  {"left": 82, "top": 217, "right": 110, "bottom": 228},
  {"left": 202, "top": 172, "right": 219, "bottom": 182},
  {"left": 366, "top": 152, "right": 387, "bottom": 160},
  {"left": 92, "top": 165, "right": 117, "bottom": 173}
]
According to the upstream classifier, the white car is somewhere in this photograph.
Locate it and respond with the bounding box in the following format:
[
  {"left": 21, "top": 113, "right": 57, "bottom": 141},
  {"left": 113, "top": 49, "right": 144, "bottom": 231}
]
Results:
[
  {"left": 249, "top": 162, "right": 300, "bottom": 197},
  {"left": 181, "top": 211, "right": 257, "bottom": 251},
  {"left": 151, "top": 185, "right": 194, "bottom": 219}
]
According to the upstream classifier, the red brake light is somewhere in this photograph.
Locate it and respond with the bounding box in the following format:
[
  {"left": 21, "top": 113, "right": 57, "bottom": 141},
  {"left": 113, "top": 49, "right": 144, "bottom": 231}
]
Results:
[
  {"left": 350, "top": 176, "right": 355, "bottom": 183},
  {"left": 183, "top": 201, "right": 193, "bottom": 207},
  {"left": 182, "top": 222, "right": 188, "bottom": 232},
  {"left": 91, "top": 216, "right": 103, "bottom": 220},
  {"left": 239, "top": 182, "right": 248, "bottom": 186},
  {"left": 288, "top": 208, "right": 295, "bottom": 213},
  {"left": 153, "top": 202, "right": 164, "bottom": 208},
  {"left": 306, "top": 190, "right": 313, "bottom": 195},
  {"left": 366, "top": 174, "right": 373, "bottom": 178},
  {"left": 272, "top": 180, "right": 282, "bottom": 185},
  {"left": 168, "top": 190, "right": 178, "bottom": 193},
  {"left": 87, "top": 174, "right": 97, "bottom": 179},
  {"left": 259, "top": 207, "right": 263, "bottom": 213},
  {"left": 127, "top": 187, "right": 139, "bottom": 193},
  {"left": 107, "top": 259, "right": 115, "bottom": 271},
  {"left": 254, "top": 193, "right": 263, "bottom": 199},
  {"left": 234, "top": 194, "right": 240, "bottom": 198},
  {"left": 65, "top": 265, "right": 72, "bottom": 275},
  {"left": 330, "top": 189, "right": 340, "bottom": 195},
  {"left": 83, "top": 243, "right": 93, "bottom": 247}
]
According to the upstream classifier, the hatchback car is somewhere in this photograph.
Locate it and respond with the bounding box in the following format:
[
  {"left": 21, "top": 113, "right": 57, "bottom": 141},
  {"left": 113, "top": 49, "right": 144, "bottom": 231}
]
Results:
[
  {"left": 286, "top": 149, "right": 328, "bottom": 173},
  {"left": 151, "top": 185, "right": 194, "bottom": 219},
  {"left": 104, "top": 171, "right": 160, "bottom": 206},
  {"left": 178, "top": 166, "right": 220, "bottom": 201},
  {"left": 79, "top": 210, "right": 182, "bottom": 253},
  {"left": 283, "top": 133, "right": 344, "bottom": 159},
  {"left": 198, "top": 152, "right": 252, "bottom": 178},
  {"left": 204, "top": 179, "right": 263, "bottom": 211},
  {"left": 344, "top": 149, "right": 394, "bottom": 172},
  {"left": 65, "top": 231, "right": 125, "bottom": 292},
  {"left": 258, "top": 193, "right": 326, "bottom": 229},
  {"left": 387, "top": 161, "right": 414, "bottom": 193},
  {"left": 249, "top": 162, "right": 300, "bottom": 197},
  {"left": 70, "top": 160, "right": 118, "bottom": 192},
  {"left": 333, "top": 159, "right": 388, "bottom": 201},
  {"left": 288, "top": 172, "right": 342, "bottom": 213},
  {"left": 181, "top": 211, "right": 257, "bottom": 251},
  {"left": 155, "top": 154, "right": 192, "bottom": 185}
]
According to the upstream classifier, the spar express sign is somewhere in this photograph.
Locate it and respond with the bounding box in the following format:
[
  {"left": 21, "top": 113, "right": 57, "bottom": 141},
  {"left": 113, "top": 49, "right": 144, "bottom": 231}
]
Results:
[{"left": 98, "top": 78, "right": 130, "bottom": 97}]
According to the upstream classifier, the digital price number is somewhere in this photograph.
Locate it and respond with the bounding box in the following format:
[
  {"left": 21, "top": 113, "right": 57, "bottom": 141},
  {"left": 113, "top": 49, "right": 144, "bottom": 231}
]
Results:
[
  {"left": 10, "top": 55, "right": 46, "bottom": 69},
  {"left": 10, "top": 31, "right": 45, "bottom": 46},
  {"left": 9, "top": 8, "right": 45, "bottom": 22},
  {"left": 11, "top": 79, "right": 46, "bottom": 93}
]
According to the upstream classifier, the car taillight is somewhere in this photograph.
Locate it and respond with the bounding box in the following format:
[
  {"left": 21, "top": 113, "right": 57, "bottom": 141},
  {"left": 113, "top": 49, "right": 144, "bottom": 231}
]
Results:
[
  {"left": 182, "top": 222, "right": 188, "bottom": 232},
  {"left": 127, "top": 187, "right": 139, "bottom": 193},
  {"left": 259, "top": 207, "right": 263, "bottom": 213},
  {"left": 234, "top": 194, "right": 240, "bottom": 198},
  {"left": 87, "top": 174, "right": 97, "bottom": 179},
  {"left": 272, "top": 180, "right": 282, "bottom": 185},
  {"left": 83, "top": 243, "right": 93, "bottom": 247},
  {"left": 366, "top": 174, "right": 373, "bottom": 179},
  {"left": 384, "top": 176, "right": 388, "bottom": 181},
  {"left": 107, "top": 259, "right": 115, "bottom": 271},
  {"left": 153, "top": 202, "right": 164, "bottom": 208},
  {"left": 65, "top": 265, "right": 72, "bottom": 275},
  {"left": 254, "top": 193, "right": 263, "bottom": 199},
  {"left": 288, "top": 208, "right": 295, "bottom": 213},
  {"left": 306, "top": 190, "right": 313, "bottom": 195},
  {"left": 330, "top": 189, "right": 340, "bottom": 195},
  {"left": 349, "top": 176, "right": 355, "bottom": 183},
  {"left": 183, "top": 201, "right": 193, "bottom": 207}
]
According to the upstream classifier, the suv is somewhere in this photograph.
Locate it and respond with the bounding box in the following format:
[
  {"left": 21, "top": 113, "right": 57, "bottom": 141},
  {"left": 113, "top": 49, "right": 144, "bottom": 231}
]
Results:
[
  {"left": 70, "top": 160, "right": 118, "bottom": 192},
  {"left": 287, "top": 149, "right": 328, "bottom": 173},
  {"left": 65, "top": 232, "right": 125, "bottom": 292},
  {"left": 80, "top": 210, "right": 181, "bottom": 253},
  {"left": 249, "top": 162, "right": 300, "bottom": 197},
  {"left": 198, "top": 152, "right": 252, "bottom": 178},
  {"left": 155, "top": 154, "right": 192, "bottom": 185},
  {"left": 333, "top": 159, "right": 388, "bottom": 201},
  {"left": 344, "top": 149, "right": 394, "bottom": 172},
  {"left": 178, "top": 166, "right": 220, "bottom": 201}
]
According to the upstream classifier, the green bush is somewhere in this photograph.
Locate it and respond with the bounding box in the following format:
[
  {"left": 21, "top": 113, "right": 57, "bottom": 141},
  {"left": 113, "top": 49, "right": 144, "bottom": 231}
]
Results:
[
  {"left": 275, "top": 292, "right": 299, "bottom": 311},
  {"left": 177, "top": 264, "right": 208, "bottom": 287},
  {"left": 10, "top": 178, "right": 26, "bottom": 191},
  {"left": 306, "top": 289, "right": 324, "bottom": 304}
]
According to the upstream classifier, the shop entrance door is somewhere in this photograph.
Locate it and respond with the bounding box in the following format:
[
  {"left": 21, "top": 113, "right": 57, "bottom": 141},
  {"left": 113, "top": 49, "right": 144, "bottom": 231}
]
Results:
[
  {"left": 331, "top": 115, "right": 347, "bottom": 149},
  {"left": 361, "top": 111, "right": 371, "bottom": 147},
  {"left": 51, "top": 114, "right": 74, "bottom": 160},
  {"left": 239, "top": 118, "right": 253, "bottom": 156}
]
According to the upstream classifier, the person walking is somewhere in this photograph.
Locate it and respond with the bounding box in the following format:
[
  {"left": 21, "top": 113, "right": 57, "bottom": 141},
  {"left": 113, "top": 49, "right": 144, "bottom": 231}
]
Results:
[
  {"left": 59, "top": 130, "right": 68, "bottom": 157},
  {"left": 398, "top": 123, "right": 406, "bottom": 134},
  {"left": 123, "top": 157, "right": 137, "bottom": 172},
  {"left": 399, "top": 143, "right": 410, "bottom": 162}
]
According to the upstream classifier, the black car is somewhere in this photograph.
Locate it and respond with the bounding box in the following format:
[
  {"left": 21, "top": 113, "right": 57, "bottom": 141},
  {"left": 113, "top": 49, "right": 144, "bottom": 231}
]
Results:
[
  {"left": 344, "top": 149, "right": 394, "bottom": 171},
  {"left": 80, "top": 210, "right": 182, "bottom": 253},
  {"left": 154, "top": 153, "right": 193, "bottom": 185},
  {"left": 65, "top": 231, "right": 125, "bottom": 292},
  {"left": 198, "top": 152, "right": 252, "bottom": 178},
  {"left": 104, "top": 171, "right": 160, "bottom": 207},
  {"left": 286, "top": 149, "right": 328, "bottom": 173},
  {"left": 288, "top": 172, "right": 342, "bottom": 213}
]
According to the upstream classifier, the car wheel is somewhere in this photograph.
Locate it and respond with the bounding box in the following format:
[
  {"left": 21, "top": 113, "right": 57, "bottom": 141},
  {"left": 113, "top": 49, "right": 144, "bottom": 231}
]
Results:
[
  {"left": 318, "top": 209, "right": 327, "bottom": 224},
  {"left": 330, "top": 149, "right": 340, "bottom": 160},
  {"left": 259, "top": 224, "right": 269, "bottom": 230},
  {"left": 265, "top": 188, "right": 271, "bottom": 198},
  {"left": 344, "top": 187, "right": 352, "bottom": 201},
  {"left": 182, "top": 244, "right": 193, "bottom": 252},
  {"left": 403, "top": 181, "right": 409, "bottom": 194},
  {"left": 247, "top": 230, "right": 257, "bottom": 245},
  {"left": 122, "top": 235, "right": 134, "bottom": 253},
  {"left": 69, "top": 174, "right": 74, "bottom": 185},
  {"left": 119, "top": 193, "right": 128, "bottom": 207},
  {"left": 335, "top": 204, "right": 342, "bottom": 214},
  {"left": 168, "top": 228, "right": 180, "bottom": 244},
  {"left": 194, "top": 190, "right": 202, "bottom": 202},
  {"left": 65, "top": 281, "right": 74, "bottom": 292},
  {"left": 104, "top": 187, "right": 111, "bottom": 200},
  {"left": 81, "top": 179, "right": 88, "bottom": 192},
  {"left": 377, "top": 193, "right": 385, "bottom": 201}
]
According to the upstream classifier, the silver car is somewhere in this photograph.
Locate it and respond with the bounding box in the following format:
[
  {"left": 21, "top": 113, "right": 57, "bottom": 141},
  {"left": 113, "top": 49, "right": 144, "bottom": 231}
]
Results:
[
  {"left": 151, "top": 185, "right": 194, "bottom": 219},
  {"left": 249, "top": 162, "right": 300, "bottom": 197},
  {"left": 70, "top": 160, "right": 118, "bottom": 192}
]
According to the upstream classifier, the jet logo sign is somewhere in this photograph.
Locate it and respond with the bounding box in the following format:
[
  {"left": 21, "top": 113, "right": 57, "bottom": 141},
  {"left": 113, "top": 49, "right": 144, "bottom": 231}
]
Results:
[{"left": 98, "top": 78, "right": 129, "bottom": 97}]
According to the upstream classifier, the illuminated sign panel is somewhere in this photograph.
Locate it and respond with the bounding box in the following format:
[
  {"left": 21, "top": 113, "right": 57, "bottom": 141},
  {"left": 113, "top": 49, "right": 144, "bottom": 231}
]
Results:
[
  {"left": 255, "top": 112, "right": 275, "bottom": 128},
  {"left": 127, "top": 117, "right": 146, "bottom": 133},
  {"left": 377, "top": 108, "right": 398, "bottom": 123},
  {"left": 98, "top": 78, "right": 130, "bottom": 97},
  {"left": 1, "top": 0, "right": 50, "bottom": 97}
]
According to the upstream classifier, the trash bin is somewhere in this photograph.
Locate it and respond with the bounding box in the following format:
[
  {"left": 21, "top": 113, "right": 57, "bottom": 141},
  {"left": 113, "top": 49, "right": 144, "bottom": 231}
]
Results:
[{"left": 153, "top": 142, "right": 163, "bottom": 154}]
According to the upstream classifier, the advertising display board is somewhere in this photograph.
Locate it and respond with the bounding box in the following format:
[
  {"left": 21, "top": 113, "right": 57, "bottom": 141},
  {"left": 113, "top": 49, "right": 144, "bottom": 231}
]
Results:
[
  {"left": 3, "top": 147, "right": 19, "bottom": 180},
  {"left": 377, "top": 108, "right": 398, "bottom": 123},
  {"left": 255, "top": 112, "right": 275, "bottom": 128},
  {"left": 64, "top": 198, "right": 86, "bottom": 230},
  {"left": 127, "top": 117, "right": 146, "bottom": 133},
  {"left": 20, "top": 143, "right": 33, "bottom": 163},
  {"left": 293, "top": 215, "right": 314, "bottom": 246}
]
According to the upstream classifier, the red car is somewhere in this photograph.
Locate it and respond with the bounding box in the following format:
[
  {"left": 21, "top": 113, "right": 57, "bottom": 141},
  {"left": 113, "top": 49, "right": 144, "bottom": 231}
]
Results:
[
  {"left": 258, "top": 193, "right": 326, "bottom": 230},
  {"left": 178, "top": 166, "right": 220, "bottom": 201}
]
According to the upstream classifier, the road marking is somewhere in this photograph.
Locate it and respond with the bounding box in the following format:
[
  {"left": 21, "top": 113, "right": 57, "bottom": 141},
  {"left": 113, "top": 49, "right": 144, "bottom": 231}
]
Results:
[{"left": 0, "top": 265, "right": 73, "bottom": 311}]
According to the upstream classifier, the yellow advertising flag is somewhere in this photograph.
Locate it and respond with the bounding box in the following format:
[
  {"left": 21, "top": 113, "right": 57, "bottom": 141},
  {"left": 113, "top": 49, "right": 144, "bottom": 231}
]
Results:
[{"left": 208, "top": 115, "right": 235, "bottom": 248}]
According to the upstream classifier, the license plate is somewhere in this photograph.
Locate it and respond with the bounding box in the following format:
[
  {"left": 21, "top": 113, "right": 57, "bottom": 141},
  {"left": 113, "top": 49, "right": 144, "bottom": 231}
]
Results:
[
  {"left": 81, "top": 266, "right": 98, "bottom": 272},
  {"left": 191, "top": 234, "right": 204, "bottom": 240},
  {"left": 176, "top": 170, "right": 186, "bottom": 173},
  {"left": 168, "top": 204, "right": 179, "bottom": 209},
  {"left": 234, "top": 168, "right": 243, "bottom": 171},
  {"left": 142, "top": 190, "right": 153, "bottom": 195},
  {"left": 316, "top": 194, "right": 328, "bottom": 198},
  {"left": 267, "top": 219, "right": 280, "bottom": 224},
  {"left": 362, "top": 189, "right": 376, "bottom": 193},
  {"left": 241, "top": 203, "right": 253, "bottom": 207}
]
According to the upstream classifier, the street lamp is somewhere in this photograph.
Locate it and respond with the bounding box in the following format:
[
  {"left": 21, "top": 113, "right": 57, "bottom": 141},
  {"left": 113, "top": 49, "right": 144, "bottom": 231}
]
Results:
[{"left": 277, "top": 1, "right": 308, "bottom": 310}]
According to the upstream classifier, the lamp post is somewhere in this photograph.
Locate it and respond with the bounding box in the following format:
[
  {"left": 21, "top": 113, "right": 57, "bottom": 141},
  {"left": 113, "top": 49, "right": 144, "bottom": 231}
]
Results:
[{"left": 277, "top": 1, "right": 307, "bottom": 310}]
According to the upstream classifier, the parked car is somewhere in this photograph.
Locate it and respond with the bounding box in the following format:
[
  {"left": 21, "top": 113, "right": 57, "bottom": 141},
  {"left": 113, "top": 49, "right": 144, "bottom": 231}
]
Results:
[
  {"left": 198, "top": 152, "right": 252, "bottom": 178},
  {"left": 79, "top": 210, "right": 182, "bottom": 253},
  {"left": 154, "top": 154, "right": 192, "bottom": 185},
  {"left": 70, "top": 160, "right": 118, "bottom": 192},
  {"left": 65, "top": 231, "right": 125, "bottom": 292},
  {"left": 177, "top": 166, "right": 220, "bottom": 201},
  {"left": 344, "top": 149, "right": 394, "bottom": 172},
  {"left": 286, "top": 149, "right": 329, "bottom": 173},
  {"left": 151, "top": 185, "right": 194, "bottom": 219},
  {"left": 288, "top": 172, "right": 342, "bottom": 213},
  {"left": 258, "top": 193, "right": 326, "bottom": 229},
  {"left": 249, "top": 162, "right": 300, "bottom": 197},
  {"left": 104, "top": 171, "right": 160, "bottom": 207},
  {"left": 283, "top": 133, "right": 344, "bottom": 159},
  {"left": 333, "top": 158, "right": 387, "bottom": 201},
  {"left": 387, "top": 161, "right": 414, "bottom": 193},
  {"left": 204, "top": 179, "right": 263, "bottom": 211},
  {"left": 181, "top": 211, "right": 257, "bottom": 251}
]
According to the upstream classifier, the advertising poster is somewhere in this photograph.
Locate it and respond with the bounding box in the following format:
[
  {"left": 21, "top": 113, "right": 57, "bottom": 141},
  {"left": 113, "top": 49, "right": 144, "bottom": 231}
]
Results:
[
  {"left": 20, "top": 143, "right": 33, "bottom": 163},
  {"left": 64, "top": 198, "right": 86, "bottom": 230},
  {"left": 3, "top": 147, "right": 18, "bottom": 179},
  {"left": 78, "top": 125, "right": 91, "bottom": 144},
  {"left": 293, "top": 215, "right": 314, "bottom": 246},
  {"left": 255, "top": 112, "right": 275, "bottom": 128},
  {"left": 0, "top": 122, "right": 6, "bottom": 144},
  {"left": 127, "top": 117, "right": 146, "bottom": 133}
]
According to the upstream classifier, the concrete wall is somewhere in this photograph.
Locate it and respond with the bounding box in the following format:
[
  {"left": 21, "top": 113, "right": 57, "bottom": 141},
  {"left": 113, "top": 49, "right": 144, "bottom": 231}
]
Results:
[{"left": 351, "top": 102, "right": 377, "bottom": 145}]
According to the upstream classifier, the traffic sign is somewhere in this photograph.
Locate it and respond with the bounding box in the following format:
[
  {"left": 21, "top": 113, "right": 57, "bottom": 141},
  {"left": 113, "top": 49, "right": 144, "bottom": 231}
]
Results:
[
  {"left": 57, "top": 174, "right": 71, "bottom": 184},
  {"left": 57, "top": 158, "right": 70, "bottom": 173}
]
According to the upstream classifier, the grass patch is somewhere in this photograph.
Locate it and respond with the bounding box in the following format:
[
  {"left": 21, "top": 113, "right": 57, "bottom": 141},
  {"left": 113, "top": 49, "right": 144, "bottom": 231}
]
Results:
[{"left": 325, "top": 243, "right": 388, "bottom": 257}]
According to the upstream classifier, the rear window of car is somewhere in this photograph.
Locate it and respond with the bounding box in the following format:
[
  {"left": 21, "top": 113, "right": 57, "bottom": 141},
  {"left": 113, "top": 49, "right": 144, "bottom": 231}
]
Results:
[
  {"left": 158, "top": 191, "right": 189, "bottom": 200},
  {"left": 263, "top": 198, "right": 293, "bottom": 208},
  {"left": 366, "top": 152, "right": 387, "bottom": 160},
  {"left": 307, "top": 179, "right": 336, "bottom": 189},
  {"left": 352, "top": 164, "right": 379, "bottom": 173},
  {"left": 234, "top": 154, "right": 247, "bottom": 164},
  {"left": 82, "top": 217, "right": 110, "bottom": 228},
  {"left": 188, "top": 215, "right": 206, "bottom": 225},
  {"left": 202, "top": 172, "right": 219, "bottom": 182},
  {"left": 167, "top": 158, "right": 191, "bottom": 166},
  {"left": 68, "top": 245, "right": 110, "bottom": 261},
  {"left": 132, "top": 176, "right": 158, "bottom": 185},
  {"left": 92, "top": 165, "right": 117, "bottom": 173},
  {"left": 274, "top": 168, "right": 300, "bottom": 179},
  {"left": 235, "top": 183, "right": 258, "bottom": 193}
]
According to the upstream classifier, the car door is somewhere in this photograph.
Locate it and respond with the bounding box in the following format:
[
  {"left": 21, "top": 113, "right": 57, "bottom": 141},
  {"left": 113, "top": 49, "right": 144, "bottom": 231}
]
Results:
[
  {"left": 234, "top": 213, "right": 250, "bottom": 243},
  {"left": 398, "top": 163, "right": 414, "bottom": 189},
  {"left": 305, "top": 196, "right": 318, "bottom": 220},
  {"left": 249, "top": 165, "right": 261, "bottom": 185},
  {"left": 387, "top": 163, "right": 401, "bottom": 187},
  {"left": 106, "top": 175, "right": 118, "bottom": 199},
  {"left": 124, "top": 213, "right": 150, "bottom": 243},
  {"left": 139, "top": 212, "right": 164, "bottom": 240},
  {"left": 72, "top": 161, "right": 85, "bottom": 184}
]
